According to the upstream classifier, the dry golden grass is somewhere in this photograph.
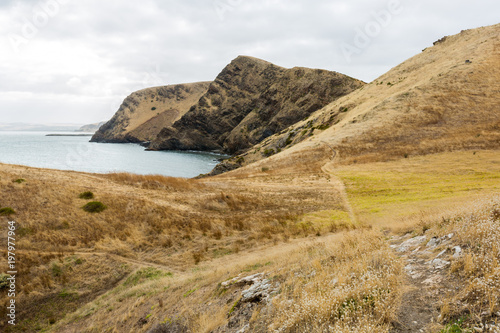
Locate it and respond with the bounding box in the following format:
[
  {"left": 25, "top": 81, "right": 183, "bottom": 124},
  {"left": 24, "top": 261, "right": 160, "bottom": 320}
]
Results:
[
  {"left": 1, "top": 23, "right": 499, "bottom": 333},
  {"left": 48, "top": 229, "right": 402, "bottom": 333},
  {"left": 105, "top": 172, "right": 201, "bottom": 191},
  {"left": 330, "top": 25, "right": 500, "bottom": 164},
  {"left": 0, "top": 161, "right": 348, "bottom": 332},
  {"left": 407, "top": 196, "right": 500, "bottom": 331},
  {"left": 1, "top": 147, "right": 498, "bottom": 332},
  {"left": 238, "top": 24, "right": 500, "bottom": 169},
  {"left": 1, "top": 148, "right": 498, "bottom": 332},
  {"left": 268, "top": 230, "right": 404, "bottom": 332}
]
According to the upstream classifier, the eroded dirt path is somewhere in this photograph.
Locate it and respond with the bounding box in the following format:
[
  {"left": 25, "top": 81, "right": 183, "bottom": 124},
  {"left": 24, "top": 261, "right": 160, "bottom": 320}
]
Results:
[
  {"left": 321, "top": 161, "right": 357, "bottom": 224},
  {"left": 321, "top": 159, "right": 460, "bottom": 332},
  {"left": 389, "top": 234, "right": 459, "bottom": 332},
  {"left": 18, "top": 249, "right": 186, "bottom": 275}
]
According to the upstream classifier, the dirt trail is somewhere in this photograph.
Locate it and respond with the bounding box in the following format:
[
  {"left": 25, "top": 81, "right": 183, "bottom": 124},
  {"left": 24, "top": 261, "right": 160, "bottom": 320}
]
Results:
[
  {"left": 19, "top": 231, "right": 345, "bottom": 281},
  {"left": 18, "top": 249, "right": 185, "bottom": 275},
  {"left": 321, "top": 161, "right": 357, "bottom": 224},
  {"left": 321, "top": 158, "right": 453, "bottom": 331},
  {"left": 389, "top": 234, "right": 458, "bottom": 332}
]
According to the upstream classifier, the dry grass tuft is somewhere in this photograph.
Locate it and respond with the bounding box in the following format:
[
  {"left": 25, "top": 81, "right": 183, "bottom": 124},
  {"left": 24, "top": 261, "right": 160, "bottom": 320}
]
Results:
[
  {"left": 268, "top": 230, "right": 404, "bottom": 332},
  {"left": 0, "top": 163, "right": 345, "bottom": 332},
  {"left": 422, "top": 196, "right": 500, "bottom": 330},
  {"left": 105, "top": 172, "right": 200, "bottom": 190}
]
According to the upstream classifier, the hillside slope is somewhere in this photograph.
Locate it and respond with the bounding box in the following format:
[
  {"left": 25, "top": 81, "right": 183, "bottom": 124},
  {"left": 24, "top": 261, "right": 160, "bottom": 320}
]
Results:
[
  {"left": 1, "top": 151, "right": 499, "bottom": 332},
  {"left": 75, "top": 121, "right": 106, "bottom": 133},
  {"left": 222, "top": 24, "right": 500, "bottom": 173},
  {"left": 148, "top": 56, "right": 364, "bottom": 154},
  {"left": 91, "top": 82, "right": 210, "bottom": 143}
]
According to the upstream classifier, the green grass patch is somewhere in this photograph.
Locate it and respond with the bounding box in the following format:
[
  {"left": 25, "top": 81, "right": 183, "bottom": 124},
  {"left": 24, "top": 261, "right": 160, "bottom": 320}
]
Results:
[
  {"left": 302, "top": 209, "right": 351, "bottom": 226},
  {"left": 228, "top": 298, "right": 241, "bottom": 315},
  {"left": 51, "top": 263, "right": 63, "bottom": 277},
  {"left": 315, "top": 123, "right": 331, "bottom": 130},
  {"left": 263, "top": 148, "right": 276, "bottom": 157},
  {"left": 336, "top": 168, "right": 500, "bottom": 217},
  {"left": 124, "top": 268, "right": 172, "bottom": 287},
  {"left": 82, "top": 201, "right": 106, "bottom": 213},
  {"left": 0, "top": 207, "right": 16, "bottom": 216},
  {"left": 440, "top": 317, "right": 471, "bottom": 333},
  {"left": 183, "top": 288, "right": 197, "bottom": 297},
  {"left": 17, "top": 227, "right": 34, "bottom": 237},
  {"left": 212, "top": 248, "right": 233, "bottom": 258},
  {"left": 13, "top": 178, "right": 25, "bottom": 184},
  {"left": 0, "top": 274, "right": 9, "bottom": 289},
  {"left": 242, "top": 261, "right": 272, "bottom": 273},
  {"left": 58, "top": 289, "right": 79, "bottom": 299},
  {"left": 79, "top": 191, "right": 94, "bottom": 199},
  {"left": 300, "top": 209, "right": 354, "bottom": 232}
]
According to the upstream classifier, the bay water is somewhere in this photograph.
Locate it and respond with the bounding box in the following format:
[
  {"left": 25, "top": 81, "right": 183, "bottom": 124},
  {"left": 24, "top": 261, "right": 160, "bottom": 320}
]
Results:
[{"left": 0, "top": 131, "right": 224, "bottom": 178}]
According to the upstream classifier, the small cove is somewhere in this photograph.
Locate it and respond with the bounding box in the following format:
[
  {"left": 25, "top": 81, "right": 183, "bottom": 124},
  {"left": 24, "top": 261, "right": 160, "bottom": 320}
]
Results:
[{"left": 0, "top": 131, "right": 225, "bottom": 178}]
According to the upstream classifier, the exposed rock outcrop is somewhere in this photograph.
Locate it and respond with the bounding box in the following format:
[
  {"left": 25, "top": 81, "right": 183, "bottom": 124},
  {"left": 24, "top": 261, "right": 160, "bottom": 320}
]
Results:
[
  {"left": 91, "top": 82, "right": 210, "bottom": 143},
  {"left": 148, "top": 56, "right": 364, "bottom": 154}
]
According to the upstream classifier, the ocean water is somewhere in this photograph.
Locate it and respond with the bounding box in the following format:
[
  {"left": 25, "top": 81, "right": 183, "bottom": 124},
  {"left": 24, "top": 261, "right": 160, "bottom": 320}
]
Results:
[{"left": 0, "top": 131, "right": 224, "bottom": 178}]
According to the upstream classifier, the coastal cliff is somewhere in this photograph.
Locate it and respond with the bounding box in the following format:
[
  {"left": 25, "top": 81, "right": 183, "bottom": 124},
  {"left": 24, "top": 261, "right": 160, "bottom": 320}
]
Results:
[
  {"left": 148, "top": 56, "right": 364, "bottom": 154},
  {"left": 91, "top": 82, "right": 210, "bottom": 143}
]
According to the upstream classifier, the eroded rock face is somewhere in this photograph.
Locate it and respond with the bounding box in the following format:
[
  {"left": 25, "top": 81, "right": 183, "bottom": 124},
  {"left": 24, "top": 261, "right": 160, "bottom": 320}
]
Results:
[
  {"left": 91, "top": 82, "right": 210, "bottom": 143},
  {"left": 221, "top": 272, "right": 280, "bottom": 304},
  {"left": 149, "top": 56, "right": 364, "bottom": 154}
]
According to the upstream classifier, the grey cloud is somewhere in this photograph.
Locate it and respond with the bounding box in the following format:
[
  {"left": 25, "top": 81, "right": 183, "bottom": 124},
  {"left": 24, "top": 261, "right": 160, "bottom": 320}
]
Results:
[{"left": 0, "top": 0, "right": 498, "bottom": 124}]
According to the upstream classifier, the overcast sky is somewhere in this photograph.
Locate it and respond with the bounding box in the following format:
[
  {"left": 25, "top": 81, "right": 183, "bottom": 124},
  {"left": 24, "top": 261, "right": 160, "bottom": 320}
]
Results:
[{"left": 0, "top": 0, "right": 498, "bottom": 125}]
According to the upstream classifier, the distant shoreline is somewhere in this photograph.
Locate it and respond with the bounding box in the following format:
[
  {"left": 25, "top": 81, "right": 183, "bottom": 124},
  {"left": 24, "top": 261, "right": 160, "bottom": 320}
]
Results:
[{"left": 46, "top": 134, "right": 93, "bottom": 137}]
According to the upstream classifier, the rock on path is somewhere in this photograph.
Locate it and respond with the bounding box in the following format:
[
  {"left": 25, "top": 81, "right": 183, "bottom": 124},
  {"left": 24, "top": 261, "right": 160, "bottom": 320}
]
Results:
[{"left": 390, "top": 234, "right": 457, "bottom": 333}]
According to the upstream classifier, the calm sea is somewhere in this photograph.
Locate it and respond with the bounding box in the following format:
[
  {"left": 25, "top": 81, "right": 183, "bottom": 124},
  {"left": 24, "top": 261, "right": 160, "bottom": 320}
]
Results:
[{"left": 0, "top": 131, "right": 224, "bottom": 178}]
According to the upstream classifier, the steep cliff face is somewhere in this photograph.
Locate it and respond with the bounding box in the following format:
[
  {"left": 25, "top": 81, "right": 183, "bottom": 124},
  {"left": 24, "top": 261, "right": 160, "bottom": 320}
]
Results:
[
  {"left": 148, "top": 56, "right": 364, "bottom": 154},
  {"left": 91, "top": 82, "right": 210, "bottom": 143}
]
